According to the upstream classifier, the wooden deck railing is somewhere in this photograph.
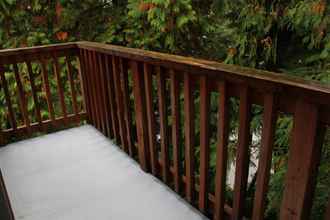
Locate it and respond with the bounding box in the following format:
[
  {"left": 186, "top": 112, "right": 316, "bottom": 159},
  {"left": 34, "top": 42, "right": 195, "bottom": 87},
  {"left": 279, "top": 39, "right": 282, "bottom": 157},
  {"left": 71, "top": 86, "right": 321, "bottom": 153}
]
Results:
[{"left": 1, "top": 42, "right": 330, "bottom": 220}]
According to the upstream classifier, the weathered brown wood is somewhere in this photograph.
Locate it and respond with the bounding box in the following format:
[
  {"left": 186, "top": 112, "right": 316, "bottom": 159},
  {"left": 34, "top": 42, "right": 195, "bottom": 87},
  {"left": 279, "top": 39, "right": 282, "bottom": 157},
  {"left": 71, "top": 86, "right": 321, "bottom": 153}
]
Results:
[
  {"left": 252, "top": 93, "right": 277, "bottom": 220},
  {"left": 99, "top": 54, "right": 113, "bottom": 138},
  {"left": 0, "top": 130, "right": 5, "bottom": 146},
  {"left": 0, "top": 65, "right": 17, "bottom": 130},
  {"left": 78, "top": 50, "right": 92, "bottom": 123},
  {"left": 280, "top": 100, "right": 325, "bottom": 220},
  {"left": 0, "top": 169, "right": 15, "bottom": 220},
  {"left": 104, "top": 54, "right": 119, "bottom": 141},
  {"left": 40, "top": 58, "right": 55, "bottom": 122},
  {"left": 157, "top": 66, "right": 169, "bottom": 183},
  {"left": 170, "top": 69, "right": 181, "bottom": 193},
  {"left": 3, "top": 113, "right": 87, "bottom": 138},
  {"left": 26, "top": 61, "right": 42, "bottom": 127},
  {"left": 131, "top": 61, "right": 149, "bottom": 172},
  {"left": 144, "top": 63, "right": 158, "bottom": 176},
  {"left": 76, "top": 56, "right": 86, "bottom": 115},
  {"left": 184, "top": 72, "right": 195, "bottom": 203},
  {"left": 87, "top": 51, "right": 100, "bottom": 129},
  {"left": 112, "top": 56, "right": 128, "bottom": 152},
  {"left": 13, "top": 63, "right": 31, "bottom": 133},
  {"left": 95, "top": 53, "right": 108, "bottom": 135},
  {"left": 214, "top": 81, "right": 229, "bottom": 220},
  {"left": 65, "top": 56, "right": 79, "bottom": 117},
  {"left": 232, "top": 85, "right": 252, "bottom": 220},
  {"left": 53, "top": 54, "right": 67, "bottom": 122},
  {"left": 199, "top": 75, "right": 210, "bottom": 213},
  {"left": 120, "top": 58, "right": 134, "bottom": 156}
]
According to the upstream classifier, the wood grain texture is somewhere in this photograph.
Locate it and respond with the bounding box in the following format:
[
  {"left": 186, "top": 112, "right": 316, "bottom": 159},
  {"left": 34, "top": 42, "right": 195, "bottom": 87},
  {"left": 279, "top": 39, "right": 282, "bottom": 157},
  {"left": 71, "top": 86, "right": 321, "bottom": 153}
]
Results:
[
  {"left": 184, "top": 72, "right": 195, "bottom": 203},
  {"left": 131, "top": 61, "right": 149, "bottom": 172},
  {"left": 213, "top": 81, "right": 229, "bottom": 220},
  {"left": 170, "top": 69, "right": 181, "bottom": 193},
  {"left": 65, "top": 57, "right": 79, "bottom": 117},
  {"left": 232, "top": 85, "right": 252, "bottom": 220},
  {"left": 252, "top": 93, "right": 277, "bottom": 220},
  {"left": 0, "top": 169, "right": 15, "bottom": 220},
  {"left": 144, "top": 63, "right": 158, "bottom": 176},
  {"left": 280, "top": 100, "right": 325, "bottom": 220},
  {"left": 157, "top": 66, "right": 169, "bottom": 183},
  {"left": 199, "top": 75, "right": 210, "bottom": 213}
]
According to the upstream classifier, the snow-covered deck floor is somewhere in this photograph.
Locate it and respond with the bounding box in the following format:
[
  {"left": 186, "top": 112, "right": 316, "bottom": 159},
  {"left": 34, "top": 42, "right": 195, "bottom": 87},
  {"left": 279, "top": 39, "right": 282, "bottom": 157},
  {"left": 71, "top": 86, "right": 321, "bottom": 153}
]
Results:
[{"left": 0, "top": 125, "right": 207, "bottom": 220}]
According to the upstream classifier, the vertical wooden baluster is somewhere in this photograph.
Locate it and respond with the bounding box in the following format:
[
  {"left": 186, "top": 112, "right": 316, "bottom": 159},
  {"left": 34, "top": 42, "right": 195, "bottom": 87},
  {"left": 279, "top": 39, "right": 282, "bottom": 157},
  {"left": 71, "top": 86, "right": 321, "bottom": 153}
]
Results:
[
  {"left": 80, "top": 50, "right": 93, "bottom": 124},
  {"left": 280, "top": 100, "right": 325, "bottom": 220},
  {"left": 13, "top": 63, "right": 31, "bottom": 134},
  {"left": 157, "top": 66, "right": 169, "bottom": 183},
  {"left": 112, "top": 56, "right": 128, "bottom": 151},
  {"left": 214, "top": 81, "right": 229, "bottom": 220},
  {"left": 144, "top": 63, "right": 158, "bottom": 176},
  {"left": 325, "top": 198, "right": 330, "bottom": 220},
  {"left": 184, "top": 72, "right": 195, "bottom": 203},
  {"left": 252, "top": 92, "right": 277, "bottom": 220},
  {"left": 104, "top": 54, "right": 119, "bottom": 141},
  {"left": 170, "top": 69, "right": 181, "bottom": 193},
  {"left": 232, "top": 85, "right": 252, "bottom": 220},
  {"left": 77, "top": 52, "right": 87, "bottom": 116},
  {"left": 199, "top": 75, "right": 210, "bottom": 213},
  {"left": 99, "top": 54, "right": 113, "bottom": 138},
  {"left": 120, "top": 58, "right": 134, "bottom": 156},
  {"left": 26, "top": 61, "right": 42, "bottom": 128},
  {"left": 0, "top": 65, "right": 17, "bottom": 130},
  {"left": 131, "top": 61, "right": 149, "bottom": 172},
  {"left": 65, "top": 56, "right": 79, "bottom": 118},
  {"left": 0, "top": 130, "right": 4, "bottom": 146},
  {"left": 87, "top": 51, "right": 100, "bottom": 129},
  {"left": 95, "top": 53, "right": 107, "bottom": 135},
  {"left": 41, "top": 58, "right": 55, "bottom": 123},
  {"left": 92, "top": 51, "right": 105, "bottom": 134},
  {"left": 85, "top": 50, "right": 97, "bottom": 127},
  {"left": 53, "top": 54, "right": 67, "bottom": 122}
]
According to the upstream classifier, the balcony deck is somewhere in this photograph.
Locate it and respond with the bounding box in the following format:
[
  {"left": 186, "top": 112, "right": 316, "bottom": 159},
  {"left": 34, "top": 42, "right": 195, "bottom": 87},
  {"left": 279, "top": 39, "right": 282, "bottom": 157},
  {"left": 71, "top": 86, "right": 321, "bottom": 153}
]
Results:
[{"left": 0, "top": 125, "right": 207, "bottom": 220}]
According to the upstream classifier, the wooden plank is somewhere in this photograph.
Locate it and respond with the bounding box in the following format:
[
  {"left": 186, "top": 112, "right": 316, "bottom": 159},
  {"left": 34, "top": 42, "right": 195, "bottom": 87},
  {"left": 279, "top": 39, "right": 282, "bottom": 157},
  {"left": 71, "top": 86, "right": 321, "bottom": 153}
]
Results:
[
  {"left": 213, "top": 81, "right": 229, "bottom": 220},
  {"left": 95, "top": 53, "right": 108, "bottom": 135},
  {"left": 79, "top": 49, "right": 93, "bottom": 124},
  {"left": 157, "top": 66, "right": 169, "bottom": 183},
  {"left": 199, "top": 75, "right": 210, "bottom": 213},
  {"left": 3, "top": 113, "right": 87, "bottom": 138},
  {"left": 144, "top": 63, "right": 158, "bottom": 176},
  {"left": 0, "top": 130, "right": 5, "bottom": 146},
  {"left": 65, "top": 56, "right": 79, "bottom": 117},
  {"left": 87, "top": 51, "right": 100, "bottom": 129},
  {"left": 26, "top": 61, "right": 42, "bottom": 127},
  {"left": 184, "top": 72, "right": 195, "bottom": 203},
  {"left": 0, "top": 65, "right": 17, "bottom": 130},
  {"left": 120, "top": 58, "right": 134, "bottom": 156},
  {"left": 40, "top": 58, "right": 55, "bottom": 122},
  {"left": 232, "top": 85, "right": 252, "bottom": 220},
  {"left": 252, "top": 93, "right": 277, "bottom": 220},
  {"left": 104, "top": 54, "right": 119, "bottom": 141},
  {"left": 170, "top": 69, "right": 181, "bottom": 193},
  {"left": 76, "top": 55, "right": 87, "bottom": 116},
  {"left": 13, "top": 63, "right": 31, "bottom": 133},
  {"left": 131, "top": 60, "right": 149, "bottom": 172},
  {"left": 280, "top": 100, "right": 325, "bottom": 220},
  {"left": 112, "top": 56, "right": 128, "bottom": 151},
  {"left": 98, "top": 54, "right": 113, "bottom": 138},
  {"left": 53, "top": 54, "right": 67, "bottom": 122}
]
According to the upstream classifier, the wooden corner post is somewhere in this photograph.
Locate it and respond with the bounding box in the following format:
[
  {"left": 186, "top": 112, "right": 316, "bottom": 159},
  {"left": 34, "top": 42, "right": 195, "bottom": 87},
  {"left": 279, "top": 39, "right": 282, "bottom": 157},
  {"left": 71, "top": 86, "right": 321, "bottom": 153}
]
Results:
[
  {"left": 280, "top": 99, "right": 325, "bottom": 220},
  {"left": 130, "top": 61, "right": 149, "bottom": 172}
]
